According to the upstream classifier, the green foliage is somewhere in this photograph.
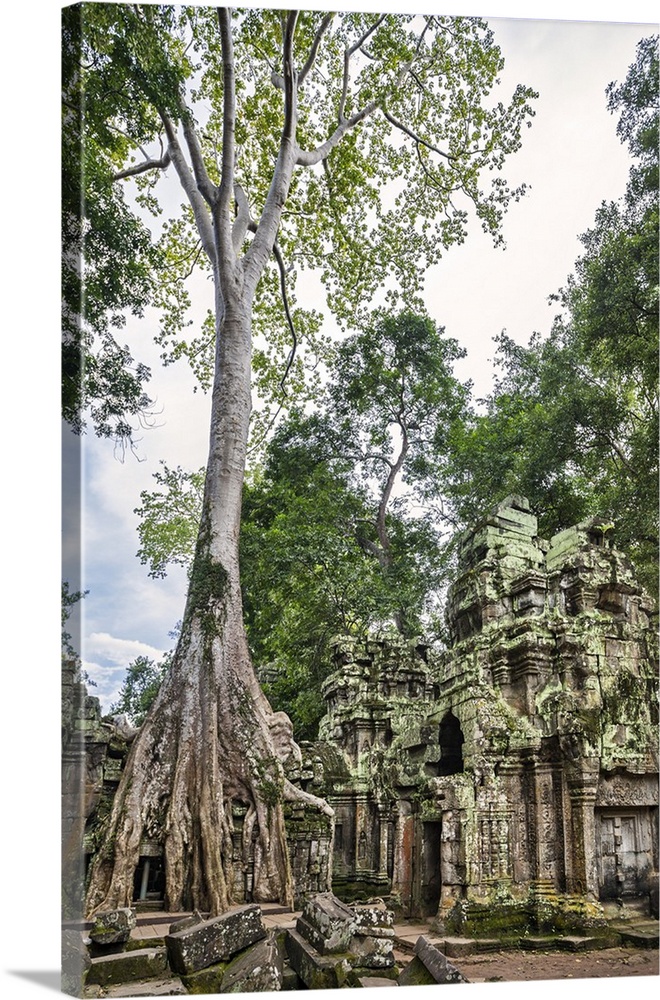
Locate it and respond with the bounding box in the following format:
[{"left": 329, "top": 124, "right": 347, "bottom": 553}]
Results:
[
  {"left": 110, "top": 653, "right": 171, "bottom": 726},
  {"left": 135, "top": 462, "right": 205, "bottom": 578},
  {"left": 62, "top": 4, "right": 175, "bottom": 441},
  {"left": 444, "top": 36, "right": 659, "bottom": 593},
  {"left": 68, "top": 6, "right": 536, "bottom": 438}
]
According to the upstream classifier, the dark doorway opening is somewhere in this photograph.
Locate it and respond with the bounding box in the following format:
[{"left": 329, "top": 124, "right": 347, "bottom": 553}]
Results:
[
  {"left": 132, "top": 855, "right": 165, "bottom": 902},
  {"left": 438, "top": 711, "right": 464, "bottom": 776},
  {"left": 420, "top": 821, "right": 442, "bottom": 917}
]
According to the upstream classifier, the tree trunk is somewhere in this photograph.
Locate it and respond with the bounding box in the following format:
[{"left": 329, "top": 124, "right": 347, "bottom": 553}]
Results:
[{"left": 85, "top": 286, "right": 332, "bottom": 917}]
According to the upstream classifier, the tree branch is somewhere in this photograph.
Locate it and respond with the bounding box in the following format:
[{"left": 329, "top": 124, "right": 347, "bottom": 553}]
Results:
[
  {"left": 179, "top": 101, "right": 218, "bottom": 205},
  {"left": 296, "top": 101, "right": 379, "bottom": 166},
  {"left": 339, "top": 15, "right": 387, "bottom": 122},
  {"left": 232, "top": 182, "right": 252, "bottom": 253},
  {"left": 382, "top": 109, "right": 455, "bottom": 161},
  {"left": 281, "top": 10, "right": 299, "bottom": 142},
  {"left": 216, "top": 6, "right": 237, "bottom": 259},
  {"left": 298, "top": 12, "right": 334, "bottom": 85},
  {"left": 113, "top": 150, "right": 171, "bottom": 180},
  {"left": 273, "top": 241, "right": 298, "bottom": 395},
  {"left": 160, "top": 114, "right": 216, "bottom": 266}
]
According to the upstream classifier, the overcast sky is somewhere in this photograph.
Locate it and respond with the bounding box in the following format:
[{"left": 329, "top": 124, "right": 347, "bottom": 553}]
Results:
[
  {"left": 70, "top": 6, "right": 657, "bottom": 714},
  {"left": 2, "top": 4, "right": 658, "bottom": 997}
]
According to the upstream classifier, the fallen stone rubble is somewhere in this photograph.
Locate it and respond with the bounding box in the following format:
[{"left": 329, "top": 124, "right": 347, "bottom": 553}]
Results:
[{"left": 77, "top": 893, "right": 473, "bottom": 995}]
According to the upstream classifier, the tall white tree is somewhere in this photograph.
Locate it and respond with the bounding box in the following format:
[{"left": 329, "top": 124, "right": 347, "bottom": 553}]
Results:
[{"left": 65, "top": 4, "right": 536, "bottom": 915}]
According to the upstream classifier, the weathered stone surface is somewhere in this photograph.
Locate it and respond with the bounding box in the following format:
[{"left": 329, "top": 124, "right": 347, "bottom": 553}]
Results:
[
  {"left": 89, "top": 908, "right": 137, "bottom": 946},
  {"left": 281, "top": 964, "right": 301, "bottom": 991},
  {"left": 165, "top": 904, "right": 266, "bottom": 975},
  {"left": 102, "top": 979, "right": 187, "bottom": 997},
  {"left": 87, "top": 948, "right": 168, "bottom": 986},
  {"left": 619, "top": 928, "right": 660, "bottom": 949},
  {"left": 357, "top": 975, "right": 399, "bottom": 988},
  {"left": 397, "top": 956, "right": 435, "bottom": 986},
  {"left": 297, "top": 892, "right": 355, "bottom": 953},
  {"left": 62, "top": 929, "right": 91, "bottom": 996},
  {"left": 348, "top": 933, "right": 394, "bottom": 968},
  {"left": 169, "top": 910, "right": 205, "bottom": 935},
  {"left": 221, "top": 932, "right": 283, "bottom": 992},
  {"left": 351, "top": 901, "right": 395, "bottom": 936},
  {"left": 180, "top": 962, "right": 227, "bottom": 994},
  {"left": 411, "top": 936, "right": 469, "bottom": 983},
  {"left": 442, "top": 937, "right": 479, "bottom": 958},
  {"left": 285, "top": 927, "right": 351, "bottom": 989}
]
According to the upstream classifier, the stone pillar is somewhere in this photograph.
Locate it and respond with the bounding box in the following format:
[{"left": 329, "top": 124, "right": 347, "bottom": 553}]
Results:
[
  {"left": 566, "top": 762, "right": 600, "bottom": 897},
  {"left": 377, "top": 806, "right": 389, "bottom": 878},
  {"left": 391, "top": 800, "right": 415, "bottom": 916},
  {"left": 499, "top": 761, "right": 529, "bottom": 885},
  {"left": 531, "top": 762, "right": 558, "bottom": 885}
]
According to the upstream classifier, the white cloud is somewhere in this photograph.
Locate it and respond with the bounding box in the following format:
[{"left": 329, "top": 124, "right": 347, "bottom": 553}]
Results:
[
  {"left": 81, "top": 660, "right": 127, "bottom": 709},
  {"left": 85, "top": 632, "right": 168, "bottom": 667}
]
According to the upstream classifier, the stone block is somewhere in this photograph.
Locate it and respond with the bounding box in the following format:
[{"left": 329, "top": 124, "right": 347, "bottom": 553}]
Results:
[
  {"left": 165, "top": 904, "right": 266, "bottom": 975},
  {"left": 221, "top": 933, "right": 283, "bottom": 992},
  {"left": 398, "top": 955, "right": 435, "bottom": 986},
  {"left": 348, "top": 933, "right": 394, "bottom": 968},
  {"left": 102, "top": 979, "right": 187, "bottom": 997},
  {"left": 181, "top": 961, "right": 227, "bottom": 994},
  {"left": 556, "top": 936, "right": 600, "bottom": 951},
  {"left": 619, "top": 929, "right": 659, "bottom": 949},
  {"left": 519, "top": 935, "right": 559, "bottom": 950},
  {"left": 89, "top": 907, "right": 136, "bottom": 945},
  {"left": 169, "top": 911, "right": 205, "bottom": 935},
  {"left": 442, "top": 936, "right": 478, "bottom": 957},
  {"left": 413, "top": 935, "right": 469, "bottom": 983},
  {"left": 297, "top": 892, "right": 355, "bottom": 953},
  {"left": 87, "top": 947, "right": 168, "bottom": 986},
  {"left": 351, "top": 901, "right": 395, "bottom": 937},
  {"left": 285, "top": 927, "right": 351, "bottom": 989},
  {"left": 281, "top": 964, "right": 302, "bottom": 991},
  {"left": 357, "top": 975, "right": 399, "bottom": 988}
]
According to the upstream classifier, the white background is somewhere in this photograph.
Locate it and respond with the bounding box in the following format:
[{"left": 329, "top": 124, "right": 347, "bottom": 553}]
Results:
[{"left": 2, "top": 2, "right": 658, "bottom": 999}]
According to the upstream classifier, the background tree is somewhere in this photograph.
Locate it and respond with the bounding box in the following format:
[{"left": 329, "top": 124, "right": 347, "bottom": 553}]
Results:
[
  {"left": 73, "top": 4, "right": 536, "bottom": 917},
  {"left": 445, "top": 35, "right": 658, "bottom": 594},
  {"left": 328, "top": 310, "right": 469, "bottom": 630},
  {"left": 111, "top": 654, "right": 172, "bottom": 727}
]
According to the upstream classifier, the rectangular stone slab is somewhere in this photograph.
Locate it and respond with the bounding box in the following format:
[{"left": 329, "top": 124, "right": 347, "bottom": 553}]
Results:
[
  {"left": 87, "top": 947, "right": 169, "bottom": 986},
  {"left": 165, "top": 904, "right": 266, "bottom": 975}
]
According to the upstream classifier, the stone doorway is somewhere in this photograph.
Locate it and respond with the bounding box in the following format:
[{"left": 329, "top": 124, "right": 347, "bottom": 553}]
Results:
[
  {"left": 420, "top": 821, "right": 442, "bottom": 917},
  {"left": 132, "top": 855, "right": 165, "bottom": 903},
  {"left": 596, "top": 808, "right": 654, "bottom": 900}
]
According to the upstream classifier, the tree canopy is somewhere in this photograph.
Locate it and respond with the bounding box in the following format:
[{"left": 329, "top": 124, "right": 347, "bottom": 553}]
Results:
[{"left": 444, "top": 34, "right": 659, "bottom": 594}]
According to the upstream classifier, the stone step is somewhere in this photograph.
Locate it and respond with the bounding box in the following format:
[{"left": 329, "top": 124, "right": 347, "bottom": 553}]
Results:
[{"left": 619, "top": 928, "right": 659, "bottom": 949}]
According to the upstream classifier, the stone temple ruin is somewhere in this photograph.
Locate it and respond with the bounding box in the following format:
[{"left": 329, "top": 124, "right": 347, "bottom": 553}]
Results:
[{"left": 64, "top": 497, "right": 659, "bottom": 944}]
